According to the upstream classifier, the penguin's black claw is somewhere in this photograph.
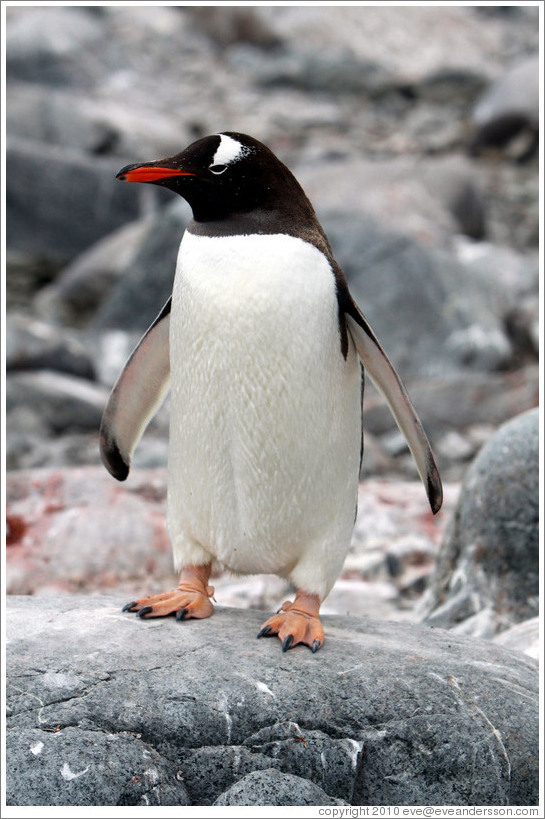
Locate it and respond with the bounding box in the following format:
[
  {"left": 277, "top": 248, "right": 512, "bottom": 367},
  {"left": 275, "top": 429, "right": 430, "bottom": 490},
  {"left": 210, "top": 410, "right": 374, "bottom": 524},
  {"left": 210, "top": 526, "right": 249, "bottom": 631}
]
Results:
[
  {"left": 312, "top": 639, "right": 322, "bottom": 653},
  {"left": 257, "top": 625, "right": 272, "bottom": 639},
  {"left": 137, "top": 606, "right": 153, "bottom": 618},
  {"left": 122, "top": 601, "right": 137, "bottom": 612},
  {"left": 282, "top": 634, "right": 294, "bottom": 652},
  {"left": 176, "top": 608, "right": 188, "bottom": 622}
]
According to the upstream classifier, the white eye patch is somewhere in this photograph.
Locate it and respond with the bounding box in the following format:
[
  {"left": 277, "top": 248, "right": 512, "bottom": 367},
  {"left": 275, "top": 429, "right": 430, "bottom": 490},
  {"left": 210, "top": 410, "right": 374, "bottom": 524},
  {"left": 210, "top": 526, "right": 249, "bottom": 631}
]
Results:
[{"left": 212, "top": 134, "right": 252, "bottom": 167}]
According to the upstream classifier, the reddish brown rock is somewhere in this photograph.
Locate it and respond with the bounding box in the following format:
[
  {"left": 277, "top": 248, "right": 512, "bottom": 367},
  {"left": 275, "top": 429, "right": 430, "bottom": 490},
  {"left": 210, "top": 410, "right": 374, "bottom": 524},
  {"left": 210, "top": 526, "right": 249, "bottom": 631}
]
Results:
[
  {"left": 5, "top": 467, "right": 175, "bottom": 597},
  {"left": 6, "top": 467, "right": 458, "bottom": 622}
]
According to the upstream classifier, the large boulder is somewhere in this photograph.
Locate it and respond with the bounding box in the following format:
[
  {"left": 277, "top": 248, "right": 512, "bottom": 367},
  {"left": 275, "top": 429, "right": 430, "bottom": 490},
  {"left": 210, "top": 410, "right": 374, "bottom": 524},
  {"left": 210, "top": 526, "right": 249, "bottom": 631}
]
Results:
[
  {"left": 419, "top": 408, "right": 539, "bottom": 637},
  {"left": 5, "top": 596, "right": 539, "bottom": 806},
  {"left": 6, "top": 726, "right": 190, "bottom": 807},
  {"left": 5, "top": 138, "right": 156, "bottom": 262}
]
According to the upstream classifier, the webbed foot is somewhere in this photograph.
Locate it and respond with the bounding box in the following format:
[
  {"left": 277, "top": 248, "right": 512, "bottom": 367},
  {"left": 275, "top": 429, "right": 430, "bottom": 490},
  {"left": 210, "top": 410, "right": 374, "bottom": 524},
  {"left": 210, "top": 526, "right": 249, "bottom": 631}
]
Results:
[
  {"left": 257, "top": 591, "right": 324, "bottom": 652},
  {"left": 123, "top": 564, "right": 214, "bottom": 620}
]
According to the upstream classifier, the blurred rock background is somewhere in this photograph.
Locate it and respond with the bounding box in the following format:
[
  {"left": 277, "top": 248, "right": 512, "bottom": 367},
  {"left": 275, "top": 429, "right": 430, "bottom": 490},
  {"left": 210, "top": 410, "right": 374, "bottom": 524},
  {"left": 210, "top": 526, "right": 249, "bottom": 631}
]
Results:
[{"left": 5, "top": 5, "right": 540, "bottom": 647}]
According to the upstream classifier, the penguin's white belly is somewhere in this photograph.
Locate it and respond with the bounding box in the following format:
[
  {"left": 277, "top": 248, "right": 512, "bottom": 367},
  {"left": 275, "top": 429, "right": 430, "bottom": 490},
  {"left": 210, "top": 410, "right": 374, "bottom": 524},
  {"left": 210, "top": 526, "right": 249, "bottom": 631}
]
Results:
[{"left": 167, "top": 231, "right": 361, "bottom": 592}]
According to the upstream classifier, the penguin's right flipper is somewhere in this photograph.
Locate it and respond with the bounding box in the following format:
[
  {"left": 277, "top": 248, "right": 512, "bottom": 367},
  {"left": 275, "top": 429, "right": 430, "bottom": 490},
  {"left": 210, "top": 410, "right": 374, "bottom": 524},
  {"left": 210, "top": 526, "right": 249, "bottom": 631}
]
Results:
[
  {"left": 344, "top": 296, "right": 443, "bottom": 515},
  {"left": 99, "top": 299, "right": 171, "bottom": 481}
]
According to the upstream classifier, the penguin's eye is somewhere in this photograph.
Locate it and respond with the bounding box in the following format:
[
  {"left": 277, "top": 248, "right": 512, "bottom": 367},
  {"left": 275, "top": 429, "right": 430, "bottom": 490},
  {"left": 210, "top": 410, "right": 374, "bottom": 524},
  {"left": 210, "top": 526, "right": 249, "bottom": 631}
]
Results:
[{"left": 209, "top": 164, "right": 228, "bottom": 175}]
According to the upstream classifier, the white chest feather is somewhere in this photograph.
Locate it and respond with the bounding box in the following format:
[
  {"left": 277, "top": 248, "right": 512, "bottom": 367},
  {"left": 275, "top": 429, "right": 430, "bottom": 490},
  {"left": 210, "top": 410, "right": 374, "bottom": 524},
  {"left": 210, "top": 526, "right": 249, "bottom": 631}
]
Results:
[{"left": 167, "top": 231, "right": 362, "bottom": 594}]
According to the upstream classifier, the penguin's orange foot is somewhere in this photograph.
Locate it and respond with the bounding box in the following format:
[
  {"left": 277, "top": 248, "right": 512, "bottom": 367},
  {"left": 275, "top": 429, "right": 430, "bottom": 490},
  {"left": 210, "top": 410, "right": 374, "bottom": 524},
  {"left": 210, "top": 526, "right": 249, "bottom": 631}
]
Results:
[
  {"left": 123, "top": 587, "right": 214, "bottom": 620},
  {"left": 257, "top": 591, "right": 324, "bottom": 653},
  {"left": 123, "top": 564, "right": 214, "bottom": 621}
]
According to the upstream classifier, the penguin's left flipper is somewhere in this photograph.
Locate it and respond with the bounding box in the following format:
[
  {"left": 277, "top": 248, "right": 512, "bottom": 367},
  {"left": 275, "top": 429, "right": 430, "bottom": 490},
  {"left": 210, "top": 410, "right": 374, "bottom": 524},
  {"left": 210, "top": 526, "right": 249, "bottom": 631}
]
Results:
[
  {"left": 99, "top": 299, "right": 171, "bottom": 481},
  {"left": 344, "top": 296, "right": 443, "bottom": 515}
]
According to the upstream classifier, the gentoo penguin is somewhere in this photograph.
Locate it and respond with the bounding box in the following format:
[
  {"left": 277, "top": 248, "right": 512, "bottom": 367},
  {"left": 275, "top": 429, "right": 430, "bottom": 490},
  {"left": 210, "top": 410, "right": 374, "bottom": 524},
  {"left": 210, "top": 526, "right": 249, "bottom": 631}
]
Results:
[{"left": 100, "top": 132, "right": 442, "bottom": 653}]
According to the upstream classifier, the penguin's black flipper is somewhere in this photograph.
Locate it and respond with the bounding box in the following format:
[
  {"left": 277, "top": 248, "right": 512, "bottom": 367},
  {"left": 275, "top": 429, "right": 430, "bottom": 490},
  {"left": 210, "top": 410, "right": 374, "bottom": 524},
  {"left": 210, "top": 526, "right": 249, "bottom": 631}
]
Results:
[
  {"left": 344, "top": 296, "right": 443, "bottom": 515},
  {"left": 99, "top": 299, "right": 171, "bottom": 481}
]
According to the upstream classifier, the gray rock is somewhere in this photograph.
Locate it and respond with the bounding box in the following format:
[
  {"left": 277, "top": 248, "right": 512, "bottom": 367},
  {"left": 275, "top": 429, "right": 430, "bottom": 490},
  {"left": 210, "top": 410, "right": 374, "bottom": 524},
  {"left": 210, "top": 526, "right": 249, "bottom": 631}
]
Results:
[
  {"left": 213, "top": 768, "right": 347, "bottom": 806},
  {"left": 5, "top": 430, "right": 102, "bottom": 474},
  {"left": 435, "top": 430, "right": 475, "bottom": 463},
  {"left": 34, "top": 218, "right": 154, "bottom": 327},
  {"left": 493, "top": 618, "right": 540, "bottom": 661},
  {"left": 6, "top": 371, "right": 109, "bottom": 434},
  {"left": 363, "top": 365, "right": 539, "bottom": 440},
  {"left": 5, "top": 596, "right": 539, "bottom": 806},
  {"left": 6, "top": 250, "right": 60, "bottom": 312},
  {"left": 92, "top": 201, "right": 190, "bottom": 331},
  {"left": 6, "top": 727, "right": 190, "bottom": 807},
  {"left": 186, "top": 6, "right": 282, "bottom": 49},
  {"left": 451, "top": 237, "right": 538, "bottom": 320},
  {"left": 504, "top": 293, "right": 540, "bottom": 363},
  {"left": 6, "top": 81, "right": 190, "bottom": 163},
  {"left": 6, "top": 138, "right": 154, "bottom": 262},
  {"left": 240, "top": 46, "right": 397, "bottom": 98},
  {"left": 482, "top": 161, "right": 540, "bottom": 251},
  {"left": 6, "top": 82, "right": 119, "bottom": 156},
  {"left": 6, "top": 314, "right": 96, "bottom": 380},
  {"left": 444, "top": 174, "right": 487, "bottom": 240},
  {"left": 89, "top": 330, "right": 144, "bottom": 388},
  {"left": 296, "top": 155, "right": 483, "bottom": 248},
  {"left": 321, "top": 210, "right": 514, "bottom": 376},
  {"left": 469, "top": 55, "right": 539, "bottom": 162},
  {"left": 6, "top": 5, "right": 105, "bottom": 85},
  {"left": 419, "top": 409, "right": 539, "bottom": 637},
  {"left": 411, "top": 67, "right": 485, "bottom": 107},
  {"left": 257, "top": 5, "right": 538, "bottom": 83}
]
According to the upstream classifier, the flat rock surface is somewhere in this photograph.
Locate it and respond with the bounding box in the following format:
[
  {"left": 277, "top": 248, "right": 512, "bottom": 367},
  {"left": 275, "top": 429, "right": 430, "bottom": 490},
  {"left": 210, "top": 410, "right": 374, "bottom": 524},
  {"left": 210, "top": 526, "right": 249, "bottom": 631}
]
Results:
[{"left": 5, "top": 596, "right": 539, "bottom": 806}]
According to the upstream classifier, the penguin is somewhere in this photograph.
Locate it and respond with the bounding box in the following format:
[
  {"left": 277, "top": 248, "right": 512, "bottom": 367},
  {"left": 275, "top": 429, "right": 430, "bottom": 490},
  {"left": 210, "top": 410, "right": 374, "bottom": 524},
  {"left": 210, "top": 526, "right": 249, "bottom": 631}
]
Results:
[{"left": 100, "top": 132, "right": 443, "bottom": 653}]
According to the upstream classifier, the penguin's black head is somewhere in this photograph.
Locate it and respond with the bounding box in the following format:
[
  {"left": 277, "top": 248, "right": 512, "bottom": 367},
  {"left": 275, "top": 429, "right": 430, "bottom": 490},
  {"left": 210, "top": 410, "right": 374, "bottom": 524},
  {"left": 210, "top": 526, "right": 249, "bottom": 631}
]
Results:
[{"left": 117, "top": 132, "right": 304, "bottom": 223}]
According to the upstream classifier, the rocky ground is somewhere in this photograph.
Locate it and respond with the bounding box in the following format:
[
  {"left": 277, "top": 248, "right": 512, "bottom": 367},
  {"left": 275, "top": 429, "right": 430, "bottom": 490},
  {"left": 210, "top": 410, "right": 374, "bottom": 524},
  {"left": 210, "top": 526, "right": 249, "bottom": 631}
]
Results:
[
  {"left": 5, "top": 596, "right": 539, "bottom": 807},
  {"left": 5, "top": 465, "right": 458, "bottom": 618},
  {"left": 6, "top": 410, "right": 539, "bottom": 656}
]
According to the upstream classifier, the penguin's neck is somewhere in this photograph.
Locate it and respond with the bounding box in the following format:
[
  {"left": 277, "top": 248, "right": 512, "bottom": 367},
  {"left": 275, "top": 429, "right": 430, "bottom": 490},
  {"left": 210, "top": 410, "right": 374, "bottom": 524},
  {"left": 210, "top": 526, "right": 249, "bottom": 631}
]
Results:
[{"left": 187, "top": 208, "right": 332, "bottom": 260}]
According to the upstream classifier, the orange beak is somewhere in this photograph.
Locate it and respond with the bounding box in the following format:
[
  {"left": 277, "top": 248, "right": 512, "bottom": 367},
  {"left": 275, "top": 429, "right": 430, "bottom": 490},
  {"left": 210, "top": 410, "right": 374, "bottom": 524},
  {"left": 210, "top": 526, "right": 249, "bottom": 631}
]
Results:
[{"left": 116, "top": 165, "right": 196, "bottom": 183}]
